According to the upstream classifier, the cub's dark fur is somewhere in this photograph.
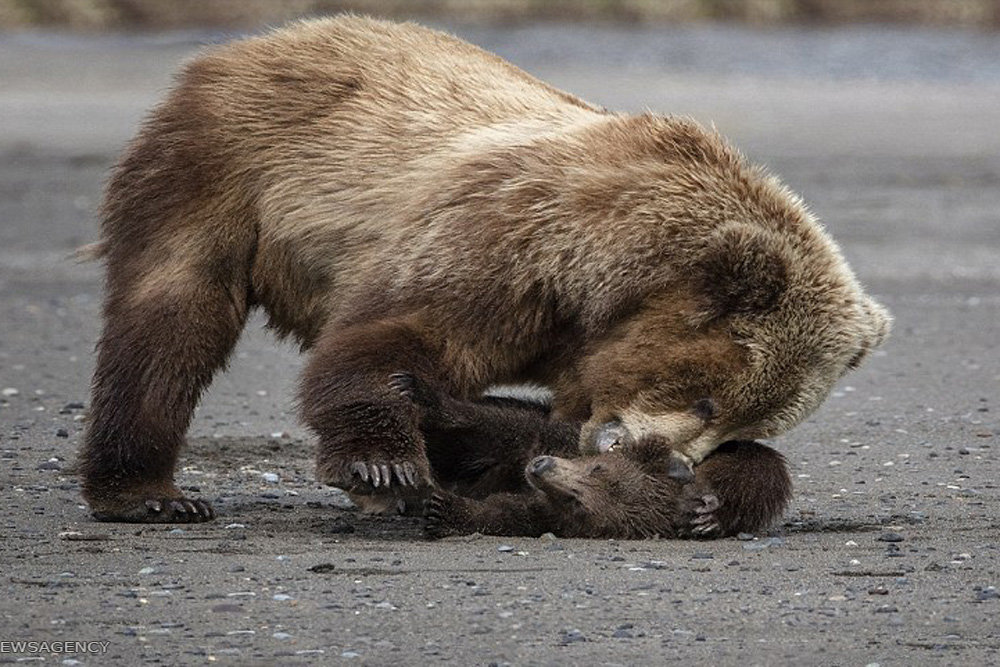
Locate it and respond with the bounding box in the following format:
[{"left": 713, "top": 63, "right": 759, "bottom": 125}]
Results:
[{"left": 395, "top": 374, "right": 792, "bottom": 539}]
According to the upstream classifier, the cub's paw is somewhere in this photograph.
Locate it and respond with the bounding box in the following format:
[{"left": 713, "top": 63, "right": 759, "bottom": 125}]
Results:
[
  {"left": 91, "top": 495, "right": 215, "bottom": 523},
  {"left": 679, "top": 492, "right": 722, "bottom": 539},
  {"left": 389, "top": 372, "right": 435, "bottom": 406},
  {"left": 423, "top": 491, "right": 464, "bottom": 539},
  {"left": 388, "top": 371, "right": 460, "bottom": 429}
]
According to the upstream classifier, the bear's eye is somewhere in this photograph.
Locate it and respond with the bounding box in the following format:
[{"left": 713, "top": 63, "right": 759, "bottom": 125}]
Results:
[
  {"left": 692, "top": 397, "right": 718, "bottom": 421},
  {"left": 590, "top": 464, "right": 605, "bottom": 473}
]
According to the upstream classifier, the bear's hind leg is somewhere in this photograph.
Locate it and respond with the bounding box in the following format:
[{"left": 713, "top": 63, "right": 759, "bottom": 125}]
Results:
[{"left": 80, "top": 258, "right": 249, "bottom": 522}]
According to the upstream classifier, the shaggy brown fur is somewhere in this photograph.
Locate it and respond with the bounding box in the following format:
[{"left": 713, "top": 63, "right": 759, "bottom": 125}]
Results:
[
  {"left": 424, "top": 441, "right": 792, "bottom": 539},
  {"left": 393, "top": 372, "right": 791, "bottom": 538},
  {"left": 80, "top": 15, "right": 887, "bottom": 522}
]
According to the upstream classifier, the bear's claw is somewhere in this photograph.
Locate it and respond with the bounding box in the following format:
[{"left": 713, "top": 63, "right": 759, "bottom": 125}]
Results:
[
  {"left": 388, "top": 371, "right": 418, "bottom": 398},
  {"left": 423, "top": 492, "right": 454, "bottom": 539},
  {"left": 92, "top": 496, "right": 214, "bottom": 523},
  {"left": 350, "top": 460, "right": 419, "bottom": 488},
  {"left": 688, "top": 493, "right": 721, "bottom": 537}
]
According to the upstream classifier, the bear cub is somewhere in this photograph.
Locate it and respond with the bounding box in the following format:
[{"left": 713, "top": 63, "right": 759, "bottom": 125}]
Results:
[{"left": 391, "top": 373, "right": 792, "bottom": 539}]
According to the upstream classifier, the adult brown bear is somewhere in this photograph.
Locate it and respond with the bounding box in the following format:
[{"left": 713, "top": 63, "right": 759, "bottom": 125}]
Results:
[{"left": 79, "top": 15, "right": 889, "bottom": 522}]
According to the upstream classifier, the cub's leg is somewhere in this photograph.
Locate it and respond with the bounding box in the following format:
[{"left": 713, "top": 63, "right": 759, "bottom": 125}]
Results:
[
  {"left": 300, "top": 318, "right": 447, "bottom": 496},
  {"left": 80, "top": 248, "right": 250, "bottom": 522},
  {"left": 678, "top": 441, "right": 792, "bottom": 538},
  {"left": 424, "top": 490, "right": 560, "bottom": 539},
  {"left": 389, "top": 371, "right": 580, "bottom": 497}
]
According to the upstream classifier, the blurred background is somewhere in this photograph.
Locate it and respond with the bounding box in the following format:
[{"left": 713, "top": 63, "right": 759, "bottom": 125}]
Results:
[{"left": 2, "top": 0, "right": 1000, "bottom": 29}]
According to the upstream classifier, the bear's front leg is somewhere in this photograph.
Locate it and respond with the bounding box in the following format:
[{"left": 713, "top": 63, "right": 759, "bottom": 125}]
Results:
[{"left": 300, "top": 316, "right": 447, "bottom": 494}]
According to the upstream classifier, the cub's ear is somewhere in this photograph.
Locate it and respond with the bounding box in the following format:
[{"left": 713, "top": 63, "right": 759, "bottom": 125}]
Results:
[
  {"left": 692, "top": 223, "right": 789, "bottom": 320},
  {"left": 846, "top": 296, "right": 892, "bottom": 370}
]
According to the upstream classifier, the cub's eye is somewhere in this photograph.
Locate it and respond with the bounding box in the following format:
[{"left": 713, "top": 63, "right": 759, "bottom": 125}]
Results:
[{"left": 590, "top": 464, "right": 605, "bottom": 473}]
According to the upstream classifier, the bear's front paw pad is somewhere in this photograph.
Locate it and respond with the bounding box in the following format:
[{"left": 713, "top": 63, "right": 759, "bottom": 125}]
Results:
[
  {"left": 689, "top": 493, "right": 721, "bottom": 537},
  {"left": 92, "top": 496, "right": 215, "bottom": 523},
  {"left": 423, "top": 492, "right": 459, "bottom": 539}
]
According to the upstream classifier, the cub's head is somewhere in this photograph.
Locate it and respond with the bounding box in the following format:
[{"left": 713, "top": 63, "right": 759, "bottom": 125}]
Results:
[
  {"left": 575, "top": 220, "right": 891, "bottom": 477},
  {"left": 524, "top": 444, "right": 679, "bottom": 539}
]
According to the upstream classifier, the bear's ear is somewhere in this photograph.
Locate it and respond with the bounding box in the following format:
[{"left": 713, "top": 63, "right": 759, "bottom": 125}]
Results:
[
  {"left": 845, "top": 296, "right": 892, "bottom": 370},
  {"left": 692, "top": 223, "right": 789, "bottom": 320},
  {"left": 861, "top": 296, "right": 892, "bottom": 349}
]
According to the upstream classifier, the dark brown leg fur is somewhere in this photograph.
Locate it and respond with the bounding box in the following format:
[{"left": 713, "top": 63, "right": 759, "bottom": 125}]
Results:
[
  {"left": 425, "top": 490, "right": 563, "bottom": 538},
  {"left": 81, "top": 261, "right": 250, "bottom": 522},
  {"left": 79, "top": 80, "right": 258, "bottom": 522},
  {"left": 300, "top": 318, "right": 446, "bottom": 495},
  {"left": 390, "top": 371, "right": 579, "bottom": 497},
  {"left": 676, "top": 440, "right": 792, "bottom": 538}
]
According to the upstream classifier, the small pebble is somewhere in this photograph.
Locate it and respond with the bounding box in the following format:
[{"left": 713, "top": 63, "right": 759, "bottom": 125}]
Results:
[
  {"left": 55, "top": 428, "right": 69, "bottom": 438},
  {"left": 877, "top": 532, "right": 904, "bottom": 543},
  {"left": 975, "top": 586, "right": 999, "bottom": 601},
  {"left": 497, "top": 545, "right": 515, "bottom": 553},
  {"left": 560, "top": 628, "right": 586, "bottom": 644},
  {"left": 743, "top": 537, "right": 784, "bottom": 551},
  {"left": 736, "top": 532, "right": 755, "bottom": 541},
  {"left": 612, "top": 623, "right": 634, "bottom": 639},
  {"left": 2, "top": 388, "right": 19, "bottom": 397},
  {"left": 691, "top": 551, "right": 714, "bottom": 560},
  {"left": 261, "top": 472, "right": 280, "bottom": 484}
]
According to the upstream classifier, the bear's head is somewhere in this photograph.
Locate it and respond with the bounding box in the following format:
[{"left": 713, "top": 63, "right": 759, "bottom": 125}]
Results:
[{"left": 573, "top": 219, "right": 891, "bottom": 478}]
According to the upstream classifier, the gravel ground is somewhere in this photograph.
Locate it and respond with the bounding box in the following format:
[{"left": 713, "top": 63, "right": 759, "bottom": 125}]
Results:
[{"left": 1, "top": 22, "right": 999, "bottom": 666}]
